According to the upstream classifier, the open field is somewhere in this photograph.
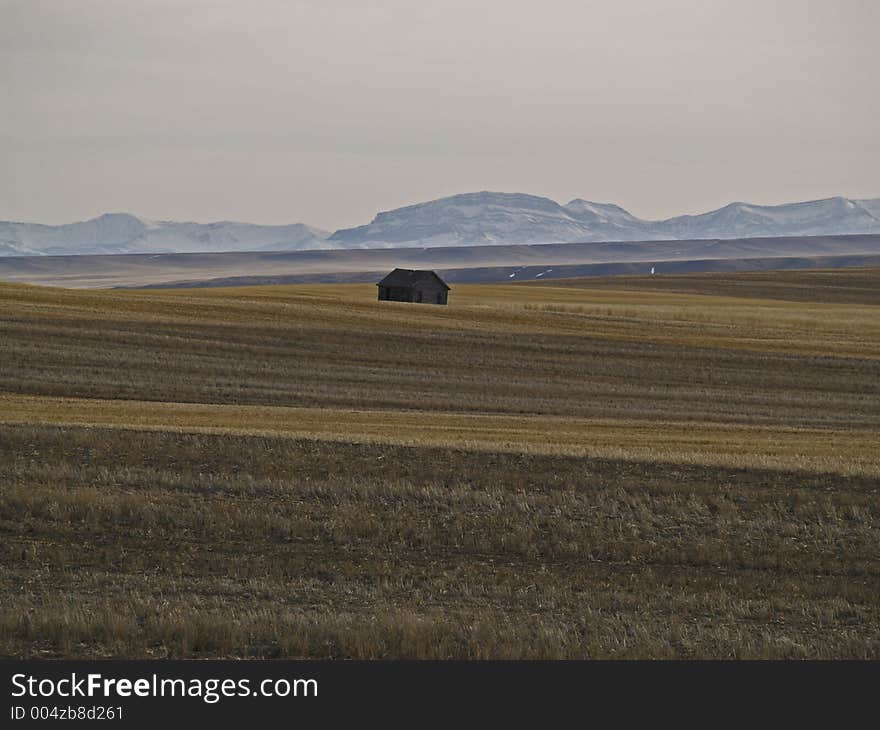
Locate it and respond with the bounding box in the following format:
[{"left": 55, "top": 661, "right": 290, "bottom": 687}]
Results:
[
  {"left": 535, "top": 267, "right": 880, "bottom": 305},
  {"left": 1, "top": 269, "right": 878, "bottom": 657}
]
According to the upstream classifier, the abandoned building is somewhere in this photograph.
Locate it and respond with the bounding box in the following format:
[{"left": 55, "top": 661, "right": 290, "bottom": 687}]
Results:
[{"left": 377, "top": 269, "right": 450, "bottom": 305}]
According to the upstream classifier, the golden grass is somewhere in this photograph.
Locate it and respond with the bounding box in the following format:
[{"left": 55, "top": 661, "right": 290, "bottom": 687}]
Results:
[
  {"left": 1, "top": 392, "right": 877, "bottom": 477},
  {"left": 3, "top": 280, "right": 879, "bottom": 357},
  {"left": 1, "top": 275, "right": 878, "bottom": 472}
]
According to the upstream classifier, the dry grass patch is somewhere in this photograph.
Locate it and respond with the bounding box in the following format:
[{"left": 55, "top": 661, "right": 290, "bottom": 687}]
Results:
[
  {"left": 1, "top": 392, "right": 878, "bottom": 477},
  {"left": 1, "top": 425, "right": 878, "bottom": 659}
]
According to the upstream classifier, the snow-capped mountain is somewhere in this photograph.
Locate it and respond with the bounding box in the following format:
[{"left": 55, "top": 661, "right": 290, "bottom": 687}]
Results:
[
  {"left": 328, "top": 192, "right": 655, "bottom": 247},
  {"left": 329, "top": 192, "right": 880, "bottom": 248},
  {"left": 3, "top": 193, "right": 879, "bottom": 257},
  {"left": 329, "top": 192, "right": 605, "bottom": 248},
  {"left": 0, "top": 213, "right": 330, "bottom": 256},
  {"left": 658, "top": 197, "right": 880, "bottom": 240}
]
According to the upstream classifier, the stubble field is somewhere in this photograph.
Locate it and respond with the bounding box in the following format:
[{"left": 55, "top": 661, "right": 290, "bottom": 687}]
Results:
[{"left": 0, "top": 269, "right": 878, "bottom": 658}]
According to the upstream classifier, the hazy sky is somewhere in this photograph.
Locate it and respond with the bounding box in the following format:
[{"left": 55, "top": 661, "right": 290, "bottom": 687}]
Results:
[{"left": 2, "top": 0, "right": 878, "bottom": 229}]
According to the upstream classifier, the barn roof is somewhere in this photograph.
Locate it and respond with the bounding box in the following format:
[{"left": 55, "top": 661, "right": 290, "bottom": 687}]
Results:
[{"left": 377, "top": 268, "right": 450, "bottom": 290}]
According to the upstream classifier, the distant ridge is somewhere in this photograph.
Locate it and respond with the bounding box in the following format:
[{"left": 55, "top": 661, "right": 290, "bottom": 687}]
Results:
[
  {"left": 2, "top": 193, "right": 879, "bottom": 256},
  {"left": 0, "top": 213, "right": 330, "bottom": 257},
  {"left": 132, "top": 255, "right": 880, "bottom": 291},
  {"left": 2, "top": 233, "right": 879, "bottom": 289},
  {"left": 328, "top": 192, "right": 880, "bottom": 249}
]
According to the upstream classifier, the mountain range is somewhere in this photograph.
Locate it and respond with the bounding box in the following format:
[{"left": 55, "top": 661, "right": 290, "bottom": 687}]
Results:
[
  {"left": 2, "top": 193, "right": 879, "bottom": 256},
  {"left": 0, "top": 215, "right": 329, "bottom": 257}
]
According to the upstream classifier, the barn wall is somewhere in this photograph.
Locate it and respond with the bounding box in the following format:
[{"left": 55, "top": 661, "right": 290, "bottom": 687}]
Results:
[
  {"left": 377, "top": 278, "right": 449, "bottom": 304},
  {"left": 379, "top": 286, "right": 413, "bottom": 302},
  {"left": 413, "top": 281, "right": 448, "bottom": 304}
]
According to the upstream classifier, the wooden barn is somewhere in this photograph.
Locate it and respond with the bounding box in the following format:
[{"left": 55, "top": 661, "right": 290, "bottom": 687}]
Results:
[{"left": 377, "top": 269, "right": 450, "bottom": 305}]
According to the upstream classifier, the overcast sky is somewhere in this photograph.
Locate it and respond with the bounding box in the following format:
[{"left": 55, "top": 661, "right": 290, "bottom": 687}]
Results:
[{"left": 2, "top": 0, "right": 878, "bottom": 230}]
